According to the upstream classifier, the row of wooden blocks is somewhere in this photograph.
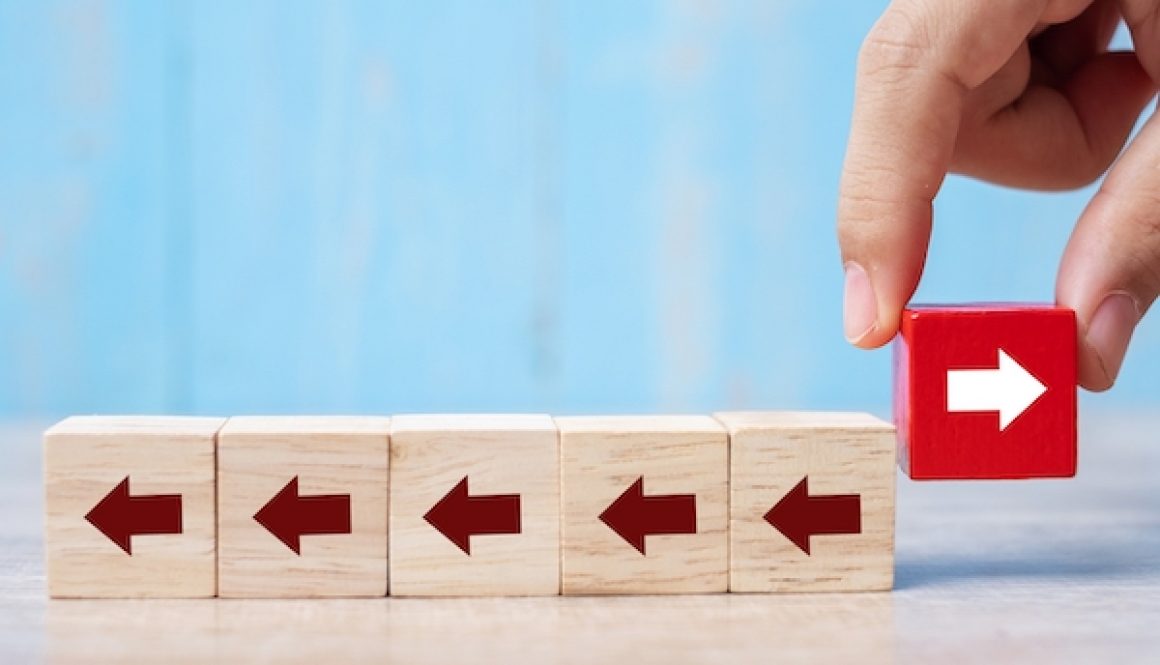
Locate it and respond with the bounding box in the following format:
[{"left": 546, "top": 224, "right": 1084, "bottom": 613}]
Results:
[{"left": 44, "top": 412, "right": 896, "bottom": 598}]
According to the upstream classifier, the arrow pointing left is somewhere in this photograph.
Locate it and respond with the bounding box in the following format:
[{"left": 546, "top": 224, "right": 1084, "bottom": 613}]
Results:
[
  {"left": 764, "top": 476, "right": 861, "bottom": 556},
  {"left": 424, "top": 476, "right": 522, "bottom": 555},
  {"left": 85, "top": 476, "right": 183, "bottom": 555},
  {"left": 600, "top": 476, "right": 697, "bottom": 555},
  {"left": 254, "top": 477, "right": 352, "bottom": 554}
]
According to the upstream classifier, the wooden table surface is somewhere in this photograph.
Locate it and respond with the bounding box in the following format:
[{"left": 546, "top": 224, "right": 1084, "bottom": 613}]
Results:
[{"left": 2, "top": 415, "right": 1158, "bottom": 663}]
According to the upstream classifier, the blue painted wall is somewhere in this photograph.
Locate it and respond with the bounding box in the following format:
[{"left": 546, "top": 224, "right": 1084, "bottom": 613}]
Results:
[{"left": 1, "top": 1, "right": 1155, "bottom": 418}]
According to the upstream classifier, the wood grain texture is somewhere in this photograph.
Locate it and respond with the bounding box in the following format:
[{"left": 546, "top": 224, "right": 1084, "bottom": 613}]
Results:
[
  {"left": 557, "top": 415, "right": 727, "bottom": 595},
  {"left": 715, "top": 411, "right": 895, "bottom": 592},
  {"left": 389, "top": 414, "right": 559, "bottom": 596},
  {"left": 43, "top": 416, "right": 224, "bottom": 598},
  {"left": 217, "top": 416, "right": 389, "bottom": 598},
  {"left": 10, "top": 415, "right": 1160, "bottom": 662}
]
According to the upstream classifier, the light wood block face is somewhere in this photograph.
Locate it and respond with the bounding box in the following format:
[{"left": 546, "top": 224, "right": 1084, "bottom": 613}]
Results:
[
  {"left": 388, "top": 415, "right": 559, "bottom": 596},
  {"left": 43, "top": 416, "right": 224, "bottom": 598},
  {"left": 715, "top": 411, "right": 896, "bottom": 592},
  {"left": 557, "top": 415, "right": 728, "bottom": 595},
  {"left": 217, "top": 416, "right": 390, "bottom": 598}
]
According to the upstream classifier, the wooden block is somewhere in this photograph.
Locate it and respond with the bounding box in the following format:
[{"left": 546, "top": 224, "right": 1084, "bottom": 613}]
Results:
[
  {"left": 388, "top": 414, "right": 559, "bottom": 596},
  {"left": 557, "top": 415, "right": 728, "bottom": 595},
  {"left": 44, "top": 416, "right": 224, "bottom": 598},
  {"left": 216, "top": 416, "right": 390, "bottom": 597},
  {"left": 715, "top": 411, "right": 895, "bottom": 592}
]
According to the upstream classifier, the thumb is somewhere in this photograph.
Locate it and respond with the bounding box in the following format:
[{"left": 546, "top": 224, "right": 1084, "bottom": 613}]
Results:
[{"left": 1057, "top": 105, "right": 1160, "bottom": 391}]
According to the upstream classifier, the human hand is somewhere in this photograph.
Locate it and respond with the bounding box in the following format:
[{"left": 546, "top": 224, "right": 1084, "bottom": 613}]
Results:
[{"left": 838, "top": 0, "right": 1159, "bottom": 390}]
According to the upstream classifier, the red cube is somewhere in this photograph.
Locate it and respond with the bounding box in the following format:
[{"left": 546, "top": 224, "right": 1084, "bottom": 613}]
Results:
[{"left": 893, "top": 304, "right": 1077, "bottom": 480}]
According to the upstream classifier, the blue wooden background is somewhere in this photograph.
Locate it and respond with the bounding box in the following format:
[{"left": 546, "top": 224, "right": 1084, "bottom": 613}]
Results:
[{"left": 1, "top": 1, "right": 1155, "bottom": 419}]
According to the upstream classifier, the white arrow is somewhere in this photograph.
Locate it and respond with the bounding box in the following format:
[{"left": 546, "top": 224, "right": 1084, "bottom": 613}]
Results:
[{"left": 946, "top": 349, "right": 1047, "bottom": 431}]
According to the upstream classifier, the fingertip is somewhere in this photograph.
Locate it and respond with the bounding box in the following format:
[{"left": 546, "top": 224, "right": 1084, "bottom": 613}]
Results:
[
  {"left": 1076, "top": 350, "right": 1113, "bottom": 392},
  {"left": 843, "top": 261, "right": 878, "bottom": 344},
  {"left": 842, "top": 260, "right": 901, "bottom": 349},
  {"left": 850, "top": 312, "right": 901, "bottom": 349},
  {"left": 1075, "top": 291, "right": 1142, "bottom": 392},
  {"left": 1057, "top": 180, "right": 1155, "bottom": 394}
]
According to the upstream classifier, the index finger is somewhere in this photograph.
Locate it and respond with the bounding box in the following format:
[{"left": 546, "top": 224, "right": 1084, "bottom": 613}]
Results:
[{"left": 837, "top": 0, "right": 1073, "bottom": 346}]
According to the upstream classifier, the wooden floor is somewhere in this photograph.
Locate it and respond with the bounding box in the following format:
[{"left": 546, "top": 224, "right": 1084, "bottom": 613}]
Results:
[{"left": 2, "top": 415, "right": 1159, "bottom": 663}]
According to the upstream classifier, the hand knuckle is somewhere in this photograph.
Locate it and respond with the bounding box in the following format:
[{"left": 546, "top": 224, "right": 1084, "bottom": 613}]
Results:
[
  {"left": 1111, "top": 190, "right": 1160, "bottom": 299},
  {"left": 1132, "top": 210, "right": 1160, "bottom": 296},
  {"left": 858, "top": 7, "right": 932, "bottom": 81}
]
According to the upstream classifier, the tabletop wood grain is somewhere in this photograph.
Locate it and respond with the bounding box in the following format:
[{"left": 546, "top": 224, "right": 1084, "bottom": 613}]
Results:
[{"left": 2, "top": 415, "right": 1158, "bottom": 663}]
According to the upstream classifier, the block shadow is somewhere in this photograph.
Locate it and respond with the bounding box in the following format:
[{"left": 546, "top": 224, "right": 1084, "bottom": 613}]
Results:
[{"left": 895, "top": 524, "right": 1160, "bottom": 590}]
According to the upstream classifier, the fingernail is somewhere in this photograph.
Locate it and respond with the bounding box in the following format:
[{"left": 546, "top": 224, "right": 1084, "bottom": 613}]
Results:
[
  {"left": 1085, "top": 291, "right": 1142, "bottom": 384},
  {"left": 843, "top": 261, "right": 878, "bottom": 344}
]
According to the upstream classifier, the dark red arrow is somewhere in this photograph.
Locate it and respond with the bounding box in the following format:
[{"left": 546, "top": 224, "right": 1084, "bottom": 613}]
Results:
[
  {"left": 424, "top": 476, "right": 521, "bottom": 555},
  {"left": 85, "top": 476, "right": 183, "bottom": 555},
  {"left": 254, "top": 476, "right": 352, "bottom": 555},
  {"left": 600, "top": 476, "right": 697, "bottom": 555},
  {"left": 764, "top": 476, "right": 861, "bottom": 555}
]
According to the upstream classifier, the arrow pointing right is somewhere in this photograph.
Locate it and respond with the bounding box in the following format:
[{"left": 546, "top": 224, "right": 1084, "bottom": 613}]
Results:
[{"left": 947, "top": 348, "right": 1047, "bottom": 430}]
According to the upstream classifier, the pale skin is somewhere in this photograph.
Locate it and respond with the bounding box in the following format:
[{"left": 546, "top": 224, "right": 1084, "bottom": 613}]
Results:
[{"left": 838, "top": 0, "right": 1160, "bottom": 390}]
